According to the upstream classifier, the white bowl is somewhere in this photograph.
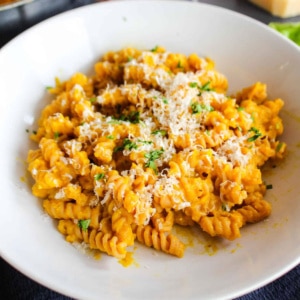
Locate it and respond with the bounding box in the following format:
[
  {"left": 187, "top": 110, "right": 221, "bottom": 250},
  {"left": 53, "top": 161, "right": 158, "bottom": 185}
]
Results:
[{"left": 0, "top": 1, "right": 299, "bottom": 299}]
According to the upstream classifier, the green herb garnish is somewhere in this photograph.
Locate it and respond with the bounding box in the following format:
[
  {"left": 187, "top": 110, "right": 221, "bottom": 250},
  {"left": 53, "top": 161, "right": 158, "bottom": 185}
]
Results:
[
  {"left": 247, "top": 127, "right": 262, "bottom": 142},
  {"left": 200, "top": 81, "right": 212, "bottom": 91},
  {"left": 151, "top": 129, "right": 167, "bottom": 136},
  {"left": 276, "top": 142, "right": 284, "bottom": 152},
  {"left": 151, "top": 45, "right": 159, "bottom": 52},
  {"left": 94, "top": 173, "right": 105, "bottom": 180},
  {"left": 119, "top": 111, "right": 140, "bottom": 124},
  {"left": 191, "top": 102, "right": 214, "bottom": 114},
  {"left": 138, "top": 139, "right": 153, "bottom": 145},
  {"left": 107, "top": 119, "right": 122, "bottom": 124},
  {"left": 189, "top": 81, "right": 214, "bottom": 96},
  {"left": 191, "top": 102, "right": 202, "bottom": 114},
  {"left": 162, "top": 97, "right": 168, "bottom": 104},
  {"left": 221, "top": 203, "right": 230, "bottom": 212},
  {"left": 114, "top": 138, "right": 138, "bottom": 152},
  {"left": 205, "top": 130, "right": 211, "bottom": 136},
  {"left": 266, "top": 184, "right": 273, "bottom": 190},
  {"left": 189, "top": 82, "right": 198, "bottom": 88},
  {"left": 54, "top": 132, "right": 60, "bottom": 139},
  {"left": 109, "top": 111, "right": 140, "bottom": 124},
  {"left": 144, "top": 149, "right": 164, "bottom": 174},
  {"left": 78, "top": 219, "right": 91, "bottom": 232}
]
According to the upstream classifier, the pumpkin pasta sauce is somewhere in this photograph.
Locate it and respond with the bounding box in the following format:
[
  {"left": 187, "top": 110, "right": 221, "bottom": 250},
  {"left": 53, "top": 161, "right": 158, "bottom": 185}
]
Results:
[{"left": 27, "top": 46, "right": 286, "bottom": 261}]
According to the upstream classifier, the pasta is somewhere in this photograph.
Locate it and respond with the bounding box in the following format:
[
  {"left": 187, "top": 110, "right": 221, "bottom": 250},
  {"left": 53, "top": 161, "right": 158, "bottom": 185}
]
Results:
[{"left": 27, "top": 46, "right": 286, "bottom": 260}]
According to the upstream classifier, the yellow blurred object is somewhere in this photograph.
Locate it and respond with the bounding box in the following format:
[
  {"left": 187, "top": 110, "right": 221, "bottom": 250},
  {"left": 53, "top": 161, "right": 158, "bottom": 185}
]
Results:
[
  {"left": 249, "top": 0, "right": 300, "bottom": 18},
  {"left": 0, "top": 0, "right": 15, "bottom": 4}
]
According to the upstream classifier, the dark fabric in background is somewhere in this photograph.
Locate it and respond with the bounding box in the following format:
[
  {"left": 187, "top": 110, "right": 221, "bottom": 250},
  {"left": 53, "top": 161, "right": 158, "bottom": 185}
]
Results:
[{"left": 0, "top": 1, "right": 299, "bottom": 299}]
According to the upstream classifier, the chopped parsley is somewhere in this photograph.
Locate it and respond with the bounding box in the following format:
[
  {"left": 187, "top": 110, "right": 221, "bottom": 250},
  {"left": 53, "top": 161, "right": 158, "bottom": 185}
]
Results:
[
  {"left": 94, "top": 173, "right": 105, "bottom": 180},
  {"left": 200, "top": 81, "right": 213, "bottom": 92},
  {"left": 54, "top": 132, "right": 60, "bottom": 139},
  {"left": 154, "top": 96, "right": 168, "bottom": 104},
  {"left": 137, "top": 139, "right": 153, "bottom": 145},
  {"left": 114, "top": 138, "right": 138, "bottom": 152},
  {"left": 118, "top": 111, "right": 140, "bottom": 124},
  {"left": 144, "top": 148, "right": 164, "bottom": 174},
  {"left": 177, "top": 60, "right": 183, "bottom": 68},
  {"left": 107, "top": 119, "right": 122, "bottom": 124},
  {"left": 145, "top": 149, "right": 164, "bottom": 161},
  {"left": 26, "top": 129, "right": 38, "bottom": 135},
  {"left": 78, "top": 219, "right": 90, "bottom": 231},
  {"left": 190, "top": 81, "right": 214, "bottom": 96},
  {"left": 221, "top": 202, "right": 230, "bottom": 212},
  {"left": 266, "top": 184, "right": 273, "bottom": 190},
  {"left": 189, "top": 82, "right": 198, "bottom": 88},
  {"left": 108, "top": 111, "right": 140, "bottom": 124},
  {"left": 191, "top": 102, "right": 214, "bottom": 114},
  {"left": 151, "top": 45, "right": 159, "bottom": 52},
  {"left": 237, "top": 106, "right": 245, "bottom": 112},
  {"left": 205, "top": 130, "right": 211, "bottom": 136},
  {"left": 276, "top": 142, "right": 283, "bottom": 152},
  {"left": 151, "top": 129, "right": 167, "bottom": 136},
  {"left": 89, "top": 97, "right": 97, "bottom": 103},
  {"left": 191, "top": 102, "right": 202, "bottom": 114},
  {"left": 247, "top": 127, "right": 262, "bottom": 142},
  {"left": 162, "top": 97, "right": 169, "bottom": 104},
  {"left": 106, "top": 135, "right": 115, "bottom": 140}
]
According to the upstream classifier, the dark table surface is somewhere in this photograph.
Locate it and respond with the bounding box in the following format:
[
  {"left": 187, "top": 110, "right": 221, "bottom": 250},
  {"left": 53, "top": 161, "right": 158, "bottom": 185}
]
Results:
[{"left": 0, "top": 0, "right": 300, "bottom": 299}]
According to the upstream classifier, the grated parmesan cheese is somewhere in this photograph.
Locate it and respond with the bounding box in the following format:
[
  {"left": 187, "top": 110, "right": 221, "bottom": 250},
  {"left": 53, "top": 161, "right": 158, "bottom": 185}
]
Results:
[{"left": 217, "top": 135, "right": 250, "bottom": 167}]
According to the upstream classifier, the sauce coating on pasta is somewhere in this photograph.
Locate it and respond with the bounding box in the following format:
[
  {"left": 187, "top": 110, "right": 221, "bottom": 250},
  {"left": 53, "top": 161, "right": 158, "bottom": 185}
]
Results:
[{"left": 27, "top": 46, "right": 286, "bottom": 259}]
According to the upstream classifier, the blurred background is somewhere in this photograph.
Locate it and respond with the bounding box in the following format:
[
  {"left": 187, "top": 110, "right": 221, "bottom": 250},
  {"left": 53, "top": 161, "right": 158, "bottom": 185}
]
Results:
[
  {"left": 0, "top": 0, "right": 97, "bottom": 46},
  {"left": 2, "top": 0, "right": 300, "bottom": 47}
]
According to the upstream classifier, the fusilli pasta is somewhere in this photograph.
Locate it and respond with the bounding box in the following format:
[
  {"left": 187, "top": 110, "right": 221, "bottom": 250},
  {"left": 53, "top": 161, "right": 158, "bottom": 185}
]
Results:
[{"left": 27, "top": 46, "right": 286, "bottom": 260}]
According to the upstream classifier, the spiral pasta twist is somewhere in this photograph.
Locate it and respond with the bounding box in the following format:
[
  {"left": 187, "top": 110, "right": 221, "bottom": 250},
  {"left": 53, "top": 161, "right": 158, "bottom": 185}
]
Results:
[
  {"left": 43, "top": 200, "right": 101, "bottom": 229},
  {"left": 199, "top": 212, "right": 244, "bottom": 240},
  {"left": 237, "top": 198, "right": 271, "bottom": 224},
  {"left": 135, "top": 225, "right": 185, "bottom": 257},
  {"left": 58, "top": 220, "right": 127, "bottom": 258}
]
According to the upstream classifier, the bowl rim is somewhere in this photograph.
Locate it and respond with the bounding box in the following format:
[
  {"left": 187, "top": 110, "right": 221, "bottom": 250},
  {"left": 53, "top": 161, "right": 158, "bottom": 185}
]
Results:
[{"left": 0, "top": 1, "right": 299, "bottom": 299}]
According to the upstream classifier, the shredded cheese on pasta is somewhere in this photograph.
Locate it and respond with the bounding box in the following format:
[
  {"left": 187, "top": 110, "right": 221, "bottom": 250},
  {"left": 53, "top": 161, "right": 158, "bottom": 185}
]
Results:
[{"left": 27, "top": 46, "right": 286, "bottom": 260}]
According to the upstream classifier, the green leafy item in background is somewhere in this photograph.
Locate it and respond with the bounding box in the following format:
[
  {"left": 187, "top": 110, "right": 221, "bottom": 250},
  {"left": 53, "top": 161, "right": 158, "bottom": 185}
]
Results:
[{"left": 269, "top": 22, "right": 300, "bottom": 46}]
